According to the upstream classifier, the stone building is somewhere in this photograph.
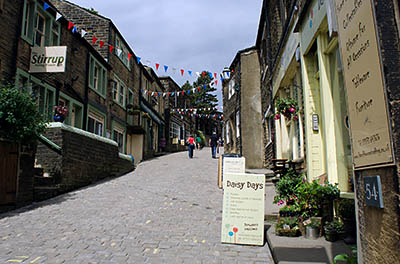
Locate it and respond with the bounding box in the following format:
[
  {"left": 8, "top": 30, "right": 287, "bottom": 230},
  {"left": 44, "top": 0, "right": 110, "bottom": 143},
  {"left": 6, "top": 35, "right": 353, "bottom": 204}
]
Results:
[
  {"left": 222, "top": 47, "right": 264, "bottom": 169},
  {"left": 159, "top": 76, "right": 193, "bottom": 152},
  {"left": 256, "top": 0, "right": 400, "bottom": 262}
]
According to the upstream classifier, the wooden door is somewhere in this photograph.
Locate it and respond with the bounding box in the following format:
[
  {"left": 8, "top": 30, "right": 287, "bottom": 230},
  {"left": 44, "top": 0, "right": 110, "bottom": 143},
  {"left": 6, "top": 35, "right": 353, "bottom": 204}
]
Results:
[{"left": 0, "top": 141, "right": 18, "bottom": 205}]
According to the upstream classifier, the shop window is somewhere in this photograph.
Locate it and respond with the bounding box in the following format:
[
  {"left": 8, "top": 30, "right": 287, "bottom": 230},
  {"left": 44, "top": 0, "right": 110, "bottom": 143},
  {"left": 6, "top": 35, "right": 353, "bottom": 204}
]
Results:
[
  {"left": 21, "top": 0, "right": 61, "bottom": 46},
  {"left": 170, "top": 122, "right": 180, "bottom": 140},
  {"left": 89, "top": 55, "right": 107, "bottom": 97}
]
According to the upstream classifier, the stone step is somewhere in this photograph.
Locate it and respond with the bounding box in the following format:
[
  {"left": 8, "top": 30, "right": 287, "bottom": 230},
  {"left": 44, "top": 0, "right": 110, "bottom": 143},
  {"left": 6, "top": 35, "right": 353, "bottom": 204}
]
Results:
[
  {"left": 34, "top": 176, "right": 55, "bottom": 187},
  {"left": 34, "top": 186, "right": 59, "bottom": 202}
]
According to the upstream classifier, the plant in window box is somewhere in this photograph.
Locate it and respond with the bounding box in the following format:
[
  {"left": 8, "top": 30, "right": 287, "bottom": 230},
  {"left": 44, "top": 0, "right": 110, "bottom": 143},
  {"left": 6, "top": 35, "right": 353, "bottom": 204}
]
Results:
[
  {"left": 53, "top": 105, "right": 69, "bottom": 122},
  {"left": 272, "top": 97, "right": 299, "bottom": 120},
  {"left": 275, "top": 217, "right": 300, "bottom": 237}
]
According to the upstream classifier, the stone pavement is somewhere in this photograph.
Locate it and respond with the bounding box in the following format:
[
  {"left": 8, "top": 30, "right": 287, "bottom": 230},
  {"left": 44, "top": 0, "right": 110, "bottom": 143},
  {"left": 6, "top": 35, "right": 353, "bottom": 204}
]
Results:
[{"left": 0, "top": 148, "right": 274, "bottom": 263}]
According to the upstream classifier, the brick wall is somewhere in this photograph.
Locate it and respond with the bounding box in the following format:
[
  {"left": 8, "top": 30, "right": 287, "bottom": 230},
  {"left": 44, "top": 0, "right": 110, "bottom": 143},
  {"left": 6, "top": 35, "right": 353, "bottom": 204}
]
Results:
[{"left": 36, "top": 124, "right": 134, "bottom": 194}]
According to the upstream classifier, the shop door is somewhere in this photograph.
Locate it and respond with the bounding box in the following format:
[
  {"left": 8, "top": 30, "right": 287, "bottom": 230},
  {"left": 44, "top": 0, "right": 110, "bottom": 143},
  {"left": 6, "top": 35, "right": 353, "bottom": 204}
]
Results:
[{"left": 0, "top": 141, "right": 18, "bottom": 205}]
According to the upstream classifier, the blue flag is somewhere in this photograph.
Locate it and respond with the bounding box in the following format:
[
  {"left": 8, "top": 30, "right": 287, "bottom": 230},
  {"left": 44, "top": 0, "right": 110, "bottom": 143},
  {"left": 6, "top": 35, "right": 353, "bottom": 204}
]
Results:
[
  {"left": 72, "top": 26, "right": 77, "bottom": 34},
  {"left": 164, "top": 65, "right": 168, "bottom": 72},
  {"left": 203, "top": 85, "right": 207, "bottom": 89},
  {"left": 209, "top": 73, "right": 213, "bottom": 79},
  {"left": 188, "top": 71, "right": 192, "bottom": 76},
  {"left": 44, "top": 3, "right": 50, "bottom": 10},
  {"left": 137, "top": 57, "right": 141, "bottom": 64}
]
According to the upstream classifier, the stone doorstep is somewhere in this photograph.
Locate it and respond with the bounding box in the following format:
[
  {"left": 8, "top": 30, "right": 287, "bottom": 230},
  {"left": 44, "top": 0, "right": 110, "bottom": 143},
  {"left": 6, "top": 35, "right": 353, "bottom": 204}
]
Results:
[{"left": 265, "top": 224, "right": 355, "bottom": 264}]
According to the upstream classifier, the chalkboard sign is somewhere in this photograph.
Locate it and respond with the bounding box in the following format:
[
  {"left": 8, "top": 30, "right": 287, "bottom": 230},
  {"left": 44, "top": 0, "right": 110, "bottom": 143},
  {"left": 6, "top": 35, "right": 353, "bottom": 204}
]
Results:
[{"left": 364, "top": 176, "right": 383, "bottom": 208}]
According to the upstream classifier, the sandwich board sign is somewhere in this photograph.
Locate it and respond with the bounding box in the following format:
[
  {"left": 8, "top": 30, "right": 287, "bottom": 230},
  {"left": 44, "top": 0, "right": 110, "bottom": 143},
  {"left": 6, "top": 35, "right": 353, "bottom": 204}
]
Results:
[
  {"left": 218, "top": 156, "right": 245, "bottom": 189},
  {"left": 221, "top": 173, "right": 265, "bottom": 245}
]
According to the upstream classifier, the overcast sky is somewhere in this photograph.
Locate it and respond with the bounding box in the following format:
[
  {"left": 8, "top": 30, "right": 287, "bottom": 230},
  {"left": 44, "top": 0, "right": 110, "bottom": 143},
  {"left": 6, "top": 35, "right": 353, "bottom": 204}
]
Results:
[{"left": 69, "top": 0, "right": 263, "bottom": 106}]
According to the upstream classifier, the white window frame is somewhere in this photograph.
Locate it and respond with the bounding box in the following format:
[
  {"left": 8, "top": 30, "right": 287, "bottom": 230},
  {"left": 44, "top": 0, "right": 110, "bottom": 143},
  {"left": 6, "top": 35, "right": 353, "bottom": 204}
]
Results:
[
  {"left": 226, "top": 121, "right": 230, "bottom": 145},
  {"left": 113, "top": 76, "right": 126, "bottom": 108},
  {"left": 228, "top": 78, "right": 235, "bottom": 99},
  {"left": 236, "top": 111, "right": 240, "bottom": 138},
  {"left": 89, "top": 54, "right": 107, "bottom": 97},
  {"left": 113, "top": 123, "right": 125, "bottom": 153},
  {"left": 34, "top": 11, "right": 46, "bottom": 46}
]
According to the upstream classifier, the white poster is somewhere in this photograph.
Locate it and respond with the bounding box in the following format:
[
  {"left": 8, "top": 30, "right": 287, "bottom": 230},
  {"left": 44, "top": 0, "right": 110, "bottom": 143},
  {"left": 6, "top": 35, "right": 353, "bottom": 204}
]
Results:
[
  {"left": 29, "top": 46, "right": 67, "bottom": 73},
  {"left": 221, "top": 173, "right": 265, "bottom": 246}
]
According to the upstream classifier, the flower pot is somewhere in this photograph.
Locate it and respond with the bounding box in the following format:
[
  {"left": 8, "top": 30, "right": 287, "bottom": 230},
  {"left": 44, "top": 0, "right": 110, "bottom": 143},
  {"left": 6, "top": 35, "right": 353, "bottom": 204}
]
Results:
[
  {"left": 305, "top": 226, "right": 319, "bottom": 239},
  {"left": 324, "top": 227, "right": 338, "bottom": 242}
]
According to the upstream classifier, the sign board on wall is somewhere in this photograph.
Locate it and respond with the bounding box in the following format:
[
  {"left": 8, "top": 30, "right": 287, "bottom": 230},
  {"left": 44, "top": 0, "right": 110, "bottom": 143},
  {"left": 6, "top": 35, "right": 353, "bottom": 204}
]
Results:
[
  {"left": 29, "top": 46, "right": 67, "bottom": 73},
  {"left": 334, "top": 0, "right": 394, "bottom": 169},
  {"left": 301, "top": 0, "right": 326, "bottom": 54},
  {"left": 221, "top": 173, "right": 265, "bottom": 245}
]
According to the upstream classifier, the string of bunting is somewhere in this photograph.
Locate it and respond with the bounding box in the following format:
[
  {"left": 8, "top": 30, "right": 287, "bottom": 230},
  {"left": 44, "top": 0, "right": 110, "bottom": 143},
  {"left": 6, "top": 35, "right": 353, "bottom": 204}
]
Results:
[
  {"left": 172, "top": 110, "right": 223, "bottom": 120},
  {"left": 43, "top": 2, "right": 230, "bottom": 83},
  {"left": 171, "top": 107, "right": 223, "bottom": 112}
]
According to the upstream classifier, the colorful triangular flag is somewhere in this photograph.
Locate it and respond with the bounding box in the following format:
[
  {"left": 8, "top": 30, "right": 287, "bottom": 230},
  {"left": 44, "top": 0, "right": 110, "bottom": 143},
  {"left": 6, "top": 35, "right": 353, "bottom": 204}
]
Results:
[
  {"left": 164, "top": 65, "right": 168, "bottom": 72},
  {"left": 196, "top": 72, "right": 200, "bottom": 77},
  {"left": 56, "top": 12, "right": 62, "bottom": 21},
  {"left": 68, "top": 21, "right": 74, "bottom": 30},
  {"left": 117, "top": 48, "right": 122, "bottom": 56},
  {"left": 202, "top": 72, "right": 205, "bottom": 78},
  {"left": 99, "top": 40, "right": 104, "bottom": 48},
  {"left": 128, "top": 53, "right": 132, "bottom": 61},
  {"left": 92, "top": 36, "right": 97, "bottom": 45},
  {"left": 44, "top": 3, "right": 50, "bottom": 10},
  {"left": 155, "top": 63, "right": 160, "bottom": 70},
  {"left": 209, "top": 73, "right": 213, "bottom": 79},
  {"left": 81, "top": 29, "right": 87, "bottom": 38},
  {"left": 72, "top": 26, "right": 77, "bottom": 34},
  {"left": 109, "top": 45, "right": 114, "bottom": 53},
  {"left": 188, "top": 71, "right": 192, "bottom": 76},
  {"left": 214, "top": 73, "right": 217, "bottom": 79},
  {"left": 180, "top": 69, "right": 184, "bottom": 76},
  {"left": 137, "top": 57, "right": 141, "bottom": 64}
]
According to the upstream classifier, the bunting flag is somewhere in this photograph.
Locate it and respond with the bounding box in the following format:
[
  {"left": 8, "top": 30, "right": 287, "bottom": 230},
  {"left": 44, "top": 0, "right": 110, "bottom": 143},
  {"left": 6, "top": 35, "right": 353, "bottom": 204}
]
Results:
[
  {"left": 214, "top": 73, "right": 217, "bottom": 79},
  {"left": 164, "top": 65, "right": 168, "bottom": 72},
  {"left": 99, "top": 40, "right": 105, "bottom": 48},
  {"left": 215, "top": 80, "right": 218, "bottom": 86},
  {"left": 155, "top": 63, "right": 160, "bottom": 70},
  {"left": 72, "top": 26, "right": 77, "bottom": 34},
  {"left": 81, "top": 29, "right": 87, "bottom": 38},
  {"left": 209, "top": 73, "right": 213, "bottom": 79},
  {"left": 202, "top": 72, "right": 205, "bottom": 78},
  {"left": 196, "top": 72, "right": 200, "bottom": 77},
  {"left": 180, "top": 69, "right": 184, "bottom": 76},
  {"left": 188, "top": 71, "right": 192, "bottom": 76},
  {"left": 44, "top": 2, "right": 50, "bottom": 10},
  {"left": 117, "top": 48, "right": 122, "bottom": 56},
  {"left": 137, "top": 57, "right": 141, "bottom": 64},
  {"left": 56, "top": 12, "right": 62, "bottom": 21},
  {"left": 109, "top": 45, "right": 114, "bottom": 53},
  {"left": 68, "top": 21, "right": 74, "bottom": 30},
  {"left": 92, "top": 36, "right": 97, "bottom": 45},
  {"left": 128, "top": 53, "right": 132, "bottom": 61}
]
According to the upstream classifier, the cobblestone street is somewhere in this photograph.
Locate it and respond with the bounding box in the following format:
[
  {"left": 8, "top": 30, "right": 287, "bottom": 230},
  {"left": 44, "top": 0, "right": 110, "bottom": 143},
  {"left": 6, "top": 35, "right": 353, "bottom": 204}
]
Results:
[{"left": 0, "top": 148, "right": 274, "bottom": 263}]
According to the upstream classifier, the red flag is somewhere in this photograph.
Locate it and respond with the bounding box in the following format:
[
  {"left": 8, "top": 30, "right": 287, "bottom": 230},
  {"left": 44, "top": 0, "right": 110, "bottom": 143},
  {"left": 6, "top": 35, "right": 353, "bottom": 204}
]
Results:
[
  {"left": 68, "top": 21, "right": 74, "bottom": 30},
  {"left": 156, "top": 63, "right": 160, "bottom": 70},
  {"left": 202, "top": 72, "right": 205, "bottom": 78},
  {"left": 198, "top": 87, "right": 201, "bottom": 91},
  {"left": 109, "top": 45, "right": 114, "bottom": 53},
  {"left": 99, "top": 41, "right": 104, "bottom": 48},
  {"left": 128, "top": 53, "right": 132, "bottom": 61},
  {"left": 215, "top": 80, "right": 218, "bottom": 86},
  {"left": 168, "top": 92, "right": 171, "bottom": 96},
  {"left": 92, "top": 36, "right": 98, "bottom": 45},
  {"left": 214, "top": 73, "right": 217, "bottom": 79},
  {"left": 181, "top": 91, "right": 185, "bottom": 96},
  {"left": 181, "top": 69, "right": 184, "bottom": 76}
]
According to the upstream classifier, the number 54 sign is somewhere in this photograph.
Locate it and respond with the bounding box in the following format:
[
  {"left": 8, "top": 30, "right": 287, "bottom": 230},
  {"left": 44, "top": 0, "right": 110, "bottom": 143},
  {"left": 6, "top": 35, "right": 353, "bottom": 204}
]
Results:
[{"left": 364, "top": 176, "right": 384, "bottom": 208}]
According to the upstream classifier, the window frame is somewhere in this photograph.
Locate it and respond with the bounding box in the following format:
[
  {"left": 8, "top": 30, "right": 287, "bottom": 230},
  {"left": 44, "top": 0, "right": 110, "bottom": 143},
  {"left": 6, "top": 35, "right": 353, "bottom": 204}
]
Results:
[
  {"left": 87, "top": 106, "right": 106, "bottom": 137},
  {"left": 88, "top": 54, "right": 107, "bottom": 98},
  {"left": 115, "top": 35, "right": 131, "bottom": 70},
  {"left": 113, "top": 75, "right": 126, "bottom": 108},
  {"left": 112, "top": 121, "right": 126, "bottom": 153}
]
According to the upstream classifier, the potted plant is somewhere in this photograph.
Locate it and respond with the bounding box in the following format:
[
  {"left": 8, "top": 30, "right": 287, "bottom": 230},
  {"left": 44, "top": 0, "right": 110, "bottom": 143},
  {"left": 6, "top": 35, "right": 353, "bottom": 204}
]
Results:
[
  {"left": 53, "top": 105, "right": 69, "bottom": 122},
  {"left": 272, "top": 97, "right": 299, "bottom": 120},
  {"left": 275, "top": 217, "right": 300, "bottom": 237},
  {"left": 324, "top": 218, "right": 344, "bottom": 242},
  {"left": 304, "top": 218, "right": 321, "bottom": 239}
]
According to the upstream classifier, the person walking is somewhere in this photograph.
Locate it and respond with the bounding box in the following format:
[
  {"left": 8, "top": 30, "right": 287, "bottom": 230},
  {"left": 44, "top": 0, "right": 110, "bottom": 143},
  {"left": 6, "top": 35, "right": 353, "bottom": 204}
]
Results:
[
  {"left": 209, "top": 131, "right": 218, "bottom": 159},
  {"left": 186, "top": 134, "right": 195, "bottom": 158},
  {"left": 196, "top": 135, "right": 202, "bottom": 150}
]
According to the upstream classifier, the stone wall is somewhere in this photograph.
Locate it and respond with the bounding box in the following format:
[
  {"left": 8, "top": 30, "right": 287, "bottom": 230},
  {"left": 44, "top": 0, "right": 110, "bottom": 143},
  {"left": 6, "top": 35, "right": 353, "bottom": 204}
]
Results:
[{"left": 36, "top": 123, "right": 134, "bottom": 194}]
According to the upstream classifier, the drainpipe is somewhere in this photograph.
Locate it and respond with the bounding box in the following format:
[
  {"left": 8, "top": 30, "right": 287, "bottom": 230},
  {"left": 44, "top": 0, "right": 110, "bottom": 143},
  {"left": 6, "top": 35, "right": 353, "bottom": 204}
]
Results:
[{"left": 83, "top": 52, "right": 90, "bottom": 130}]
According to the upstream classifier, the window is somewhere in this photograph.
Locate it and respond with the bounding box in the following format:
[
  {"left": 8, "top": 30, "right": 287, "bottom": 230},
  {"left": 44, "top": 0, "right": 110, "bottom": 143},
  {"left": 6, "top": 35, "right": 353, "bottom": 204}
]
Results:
[
  {"left": 89, "top": 55, "right": 107, "bottom": 96},
  {"left": 228, "top": 78, "right": 235, "bottom": 99},
  {"left": 115, "top": 36, "right": 131, "bottom": 69},
  {"left": 87, "top": 110, "right": 105, "bottom": 136},
  {"left": 113, "top": 76, "right": 126, "bottom": 107},
  {"left": 37, "top": 85, "right": 55, "bottom": 121},
  {"left": 226, "top": 121, "right": 230, "bottom": 145},
  {"left": 170, "top": 122, "right": 180, "bottom": 139},
  {"left": 236, "top": 111, "right": 240, "bottom": 138},
  {"left": 21, "top": 0, "right": 61, "bottom": 46},
  {"left": 113, "top": 123, "right": 125, "bottom": 153}
]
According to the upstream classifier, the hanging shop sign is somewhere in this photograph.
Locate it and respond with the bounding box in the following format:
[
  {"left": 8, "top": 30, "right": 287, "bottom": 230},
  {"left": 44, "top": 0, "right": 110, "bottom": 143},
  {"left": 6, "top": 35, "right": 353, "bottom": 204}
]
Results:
[
  {"left": 221, "top": 173, "right": 265, "bottom": 246},
  {"left": 29, "top": 46, "right": 67, "bottom": 73},
  {"left": 334, "top": 0, "right": 394, "bottom": 169}
]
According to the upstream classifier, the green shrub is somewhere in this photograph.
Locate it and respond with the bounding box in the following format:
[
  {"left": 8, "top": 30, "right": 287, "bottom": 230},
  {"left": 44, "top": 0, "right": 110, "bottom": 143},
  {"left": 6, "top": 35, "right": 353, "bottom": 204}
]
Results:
[
  {"left": 0, "top": 84, "right": 46, "bottom": 143},
  {"left": 273, "top": 168, "right": 304, "bottom": 204}
]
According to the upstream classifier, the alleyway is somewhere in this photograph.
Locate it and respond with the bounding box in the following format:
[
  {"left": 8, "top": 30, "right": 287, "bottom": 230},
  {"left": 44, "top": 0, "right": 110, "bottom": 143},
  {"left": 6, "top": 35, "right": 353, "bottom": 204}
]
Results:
[{"left": 0, "top": 148, "right": 274, "bottom": 263}]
